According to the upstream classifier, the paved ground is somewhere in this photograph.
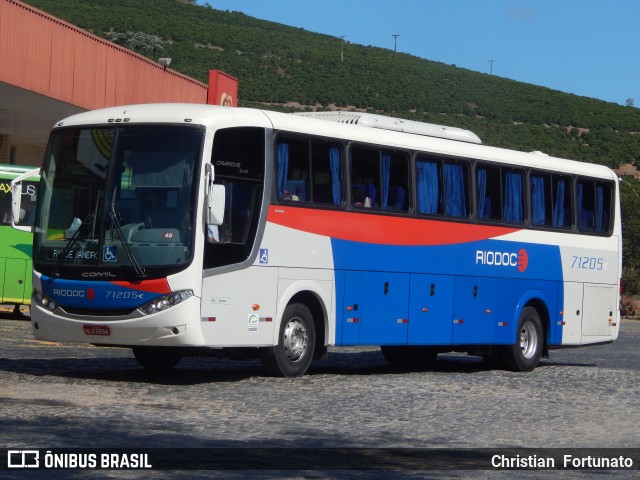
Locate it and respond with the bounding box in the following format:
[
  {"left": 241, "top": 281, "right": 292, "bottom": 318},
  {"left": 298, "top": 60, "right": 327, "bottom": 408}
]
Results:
[{"left": 0, "top": 313, "right": 638, "bottom": 479}]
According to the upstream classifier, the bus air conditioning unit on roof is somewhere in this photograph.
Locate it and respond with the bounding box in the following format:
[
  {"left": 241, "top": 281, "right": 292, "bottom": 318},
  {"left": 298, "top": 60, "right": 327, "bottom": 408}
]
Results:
[{"left": 293, "top": 111, "right": 482, "bottom": 144}]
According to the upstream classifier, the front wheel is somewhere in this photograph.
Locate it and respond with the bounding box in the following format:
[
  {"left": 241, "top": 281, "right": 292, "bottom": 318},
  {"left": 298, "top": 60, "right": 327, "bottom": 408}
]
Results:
[
  {"left": 501, "top": 307, "right": 543, "bottom": 372},
  {"left": 133, "top": 347, "right": 182, "bottom": 372},
  {"left": 261, "top": 303, "right": 316, "bottom": 377}
]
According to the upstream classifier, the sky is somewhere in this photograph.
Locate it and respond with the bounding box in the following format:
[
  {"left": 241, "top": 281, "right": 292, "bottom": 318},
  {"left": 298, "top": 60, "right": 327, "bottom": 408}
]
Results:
[{"left": 202, "top": 0, "right": 638, "bottom": 107}]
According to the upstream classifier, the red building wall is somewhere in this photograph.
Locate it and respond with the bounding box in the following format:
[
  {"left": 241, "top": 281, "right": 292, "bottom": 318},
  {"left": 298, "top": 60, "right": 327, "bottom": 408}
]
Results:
[
  {"left": 208, "top": 70, "right": 239, "bottom": 107},
  {"left": 1, "top": 0, "right": 208, "bottom": 109}
]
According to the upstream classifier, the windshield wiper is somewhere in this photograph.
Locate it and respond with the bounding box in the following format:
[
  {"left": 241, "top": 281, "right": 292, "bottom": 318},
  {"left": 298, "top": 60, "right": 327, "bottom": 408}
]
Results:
[
  {"left": 51, "top": 214, "right": 94, "bottom": 277},
  {"left": 109, "top": 188, "right": 146, "bottom": 278}
]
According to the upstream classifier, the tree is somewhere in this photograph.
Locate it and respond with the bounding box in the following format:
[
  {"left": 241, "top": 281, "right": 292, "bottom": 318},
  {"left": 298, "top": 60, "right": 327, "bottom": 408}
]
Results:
[
  {"left": 112, "top": 31, "right": 164, "bottom": 56},
  {"left": 620, "top": 177, "right": 640, "bottom": 295},
  {"left": 626, "top": 98, "right": 635, "bottom": 107}
]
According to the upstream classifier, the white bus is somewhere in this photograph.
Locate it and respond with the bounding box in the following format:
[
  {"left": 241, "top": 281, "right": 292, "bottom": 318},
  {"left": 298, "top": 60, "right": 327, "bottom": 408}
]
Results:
[{"left": 13, "top": 104, "right": 621, "bottom": 376}]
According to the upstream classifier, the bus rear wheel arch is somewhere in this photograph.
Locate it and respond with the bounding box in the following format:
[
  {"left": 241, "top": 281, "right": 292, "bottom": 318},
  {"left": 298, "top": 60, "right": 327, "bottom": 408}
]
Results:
[
  {"left": 261, "top": 302, "right": 316, "bottom": 377},
  {"left": 501, "top": 306, "right": 544, "bottom": 372}
]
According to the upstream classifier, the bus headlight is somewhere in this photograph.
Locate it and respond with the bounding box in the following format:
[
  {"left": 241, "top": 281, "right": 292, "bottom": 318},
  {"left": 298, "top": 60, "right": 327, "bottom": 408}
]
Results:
[
  {"left": 140, "top": 290, "right": 193, "bottom": 315},
  {"left": 33, "top": 289, "right": 58, "bottom": 311}
]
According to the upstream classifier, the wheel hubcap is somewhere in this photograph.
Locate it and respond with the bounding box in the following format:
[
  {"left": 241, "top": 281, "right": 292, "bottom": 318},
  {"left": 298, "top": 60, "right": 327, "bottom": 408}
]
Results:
[
  {"left": 283, "top": 318, "right": 308, "bottom": 362},
  {"left": 519, "top": 320, "right": 539, "bottom": 359}
]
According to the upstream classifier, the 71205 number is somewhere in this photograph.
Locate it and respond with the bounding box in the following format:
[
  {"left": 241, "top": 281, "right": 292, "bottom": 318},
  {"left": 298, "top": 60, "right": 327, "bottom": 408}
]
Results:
[{"left": 571, "top": 256, "right": 607, "bottom": 271}]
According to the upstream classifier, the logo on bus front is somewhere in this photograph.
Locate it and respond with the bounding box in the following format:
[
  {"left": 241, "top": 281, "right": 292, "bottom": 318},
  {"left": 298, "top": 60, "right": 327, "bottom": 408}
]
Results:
[
  {"left": 52, "top": 287, "right": 95, "bottom": 300},
  {"left": 475, "top": 248, "right": 528, "bottom": 272}
]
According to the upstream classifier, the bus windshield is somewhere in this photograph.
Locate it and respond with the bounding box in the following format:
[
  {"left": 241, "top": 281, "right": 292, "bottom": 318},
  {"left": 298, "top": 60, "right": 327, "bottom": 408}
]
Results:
[{"left": 33, "top": 125, "right": 203, "bottom": 278}]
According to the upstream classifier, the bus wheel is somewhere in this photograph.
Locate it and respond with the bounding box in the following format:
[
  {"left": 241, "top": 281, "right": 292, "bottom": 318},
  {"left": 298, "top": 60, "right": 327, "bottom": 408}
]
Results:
[
  {"left": 133, "top": 347, "right": 182, "bottom": 372},
  {"left": 501, "top": 307, "right": 543, "bottom": 372},
  {"left": 381, "top": 346, "right": 438, "bottom": 370},
  {"left": 262, "top": 303, "right": 315, "bottom": 377}
]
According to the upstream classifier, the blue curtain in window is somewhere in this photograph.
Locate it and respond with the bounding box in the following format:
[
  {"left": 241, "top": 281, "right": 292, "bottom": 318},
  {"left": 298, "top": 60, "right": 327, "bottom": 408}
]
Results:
[
  {"left": 476, "top": 168, "right": 487, "bottom": 219},
  {"left": 416, "top": 160, "right": 439, "bottom": 214},
  {"left": 277, "top": 143, "right": 289, "bottom": 199},
  {"left": 504, "top": 171, "right": 523, "bottom": 223},
  {"left": 381, "top": 153, "right": 391, "bottom": 208},
  {"left": 531, "top": 175, "right": 545, "bottom": 225},
  {"left": 329, "top": 146, "right": 341, "bottom": 205},
  {"left": 595, "top": 184, "right": 605, "bottom": 232},
  {"left": 553, "top": 179, "right": 566, "bottom": 227},
  {"left": 444, "top": 163, "right": 467, "bottom": 218}
]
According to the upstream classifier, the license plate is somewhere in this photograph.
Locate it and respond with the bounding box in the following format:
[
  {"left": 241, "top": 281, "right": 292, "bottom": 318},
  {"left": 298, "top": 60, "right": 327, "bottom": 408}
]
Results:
[{"left": 83, "top": 324, "right": 111, "bottom": 336}]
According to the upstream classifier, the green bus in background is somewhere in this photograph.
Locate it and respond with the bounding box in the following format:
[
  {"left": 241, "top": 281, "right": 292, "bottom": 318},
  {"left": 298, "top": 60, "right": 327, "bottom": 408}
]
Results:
[{"left": 0, "top": 165, "right": 39, "bottom": 316}]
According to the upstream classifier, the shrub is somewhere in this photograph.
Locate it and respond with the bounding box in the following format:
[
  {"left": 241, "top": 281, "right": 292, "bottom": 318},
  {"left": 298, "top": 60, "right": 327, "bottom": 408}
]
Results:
[
  {"left": 112, "top": 31, "right": 164, "bottom": 56},
  {"left": 620, "top": 295, "right": 639, "bottom": 318}
]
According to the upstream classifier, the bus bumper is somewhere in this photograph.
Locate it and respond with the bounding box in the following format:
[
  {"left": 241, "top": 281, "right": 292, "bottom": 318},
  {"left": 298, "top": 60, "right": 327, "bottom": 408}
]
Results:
[{"left": 30, "top": 295, "right": 206, "bottom": 346}]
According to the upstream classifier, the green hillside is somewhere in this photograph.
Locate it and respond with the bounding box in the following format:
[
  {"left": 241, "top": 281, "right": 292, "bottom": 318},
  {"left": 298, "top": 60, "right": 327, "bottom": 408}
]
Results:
[
  {"left": 24, "top": 0, "right": 640, "bottom": 168},
  {"left": 21, "top": 0, "right": 640, "bottom": 295}
]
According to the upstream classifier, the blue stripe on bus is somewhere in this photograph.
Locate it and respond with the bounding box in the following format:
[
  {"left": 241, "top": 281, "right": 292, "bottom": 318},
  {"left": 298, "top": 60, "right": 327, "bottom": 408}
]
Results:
[
  {"left": 330, "top": 238, "right": 561, "bottom": 278},
  {"left": 331, "top": 239, "right": 564, "bottom": 347},
  {"left": 40, "top": 275, "right": 164, "bottom": 310}
]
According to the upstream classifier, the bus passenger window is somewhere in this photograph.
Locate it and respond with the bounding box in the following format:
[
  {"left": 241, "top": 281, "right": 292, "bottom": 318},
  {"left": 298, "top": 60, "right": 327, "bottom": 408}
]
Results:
[
  {"left": 530, "top": 173, "right": 552, "bottom": 226},
  {"left": 552, "top": 175, "right": 573, "bottom": 229},
  {"left": 311, "top": 143, "right": 342, "bottom": 205},
  {"left": 578, "top": 179, "right": 612, "bottom": 233},
  {"left": 382, "top": 151, "right": 409, "bottom": 212},
  {"left": 476, "top": 165, "right": 501, "bottom": 221},
  {"left": 277, "top": 137, "right": 343, "bottom": 205},
  {"left": 350, "top": 147, "right": 380, "bottom": 208},
  {"left": 277, "top": 140, "right": 308, "bottom": 202},
  {"left": 443, "top": 161, "right": 469, "bottom": 218},
  {"left": 350, "top": 147, "right": 409, "bottom": 211},
  {"left": 503, "top": 170, "right": 524, "bottom": 224}
]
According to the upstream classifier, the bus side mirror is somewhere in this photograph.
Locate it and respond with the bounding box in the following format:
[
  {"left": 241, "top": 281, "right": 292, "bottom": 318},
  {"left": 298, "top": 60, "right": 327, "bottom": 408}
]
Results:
[
  {"left": 206, "top": 184, "right": 226, "bottom": 226},
  {"left": 10, "top": 168, "right": 39, "bottom": 233},
  {"left": 204, "top": 163, "right": 225, "bottom": 226},
  {"left": 11, "top": 181, "right": 22, "bottom": 225}
]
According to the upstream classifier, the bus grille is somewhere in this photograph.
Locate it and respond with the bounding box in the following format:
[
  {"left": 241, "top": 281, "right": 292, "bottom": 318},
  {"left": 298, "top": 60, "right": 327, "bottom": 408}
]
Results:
[{"left": 61, "top": 306, "right": 138, "bottom": 317}]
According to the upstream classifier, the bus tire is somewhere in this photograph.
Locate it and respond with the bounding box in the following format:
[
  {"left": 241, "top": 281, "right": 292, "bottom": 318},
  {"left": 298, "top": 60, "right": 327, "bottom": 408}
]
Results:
[
  {"left": 262, "top": 303, "right": 315, "bottom": 377},
  {"left": 381, "top": 346, "right": 438, "bottom": 370},
  {"left": 133, "top": 347, "right": 181, "bottom": 372},
  {"left": 501, "top": 307, "right": 543, "bottom": 372}
]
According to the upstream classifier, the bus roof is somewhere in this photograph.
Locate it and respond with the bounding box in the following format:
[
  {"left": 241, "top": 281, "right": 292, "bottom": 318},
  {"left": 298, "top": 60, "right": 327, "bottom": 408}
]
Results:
[
  {"left": 0, "top": 164, "right": 40, "bottom": 180},
  {"left": 294, "top": 111, "right": 482, "bottom": 144},
  {"left": 51, "top": 104, "right": 617, "bottom": 181}
]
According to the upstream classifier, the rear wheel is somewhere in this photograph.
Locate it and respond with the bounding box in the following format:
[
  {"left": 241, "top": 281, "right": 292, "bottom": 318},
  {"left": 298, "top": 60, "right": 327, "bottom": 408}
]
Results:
[
  {"left": 261, "top": 303, "right": 315, "bottom": 377},
  {"left": 381, "top": 346, "right": 438, "bottom": 370},
  {"left": 133, "top": 347, "right": 182, "bottom": 372},
  {"left": 501, "top": 307, "right": 543, "bottom": 372}
]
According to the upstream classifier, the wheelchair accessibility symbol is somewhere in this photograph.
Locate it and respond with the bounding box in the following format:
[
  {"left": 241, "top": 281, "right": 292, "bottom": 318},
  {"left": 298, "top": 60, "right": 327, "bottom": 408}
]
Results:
[
  {"left": 103, "top": 245, "right": 117, "bottom": 262},
  {"left": 259, "top": 249, "right": 268, "bottom": 264}
]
